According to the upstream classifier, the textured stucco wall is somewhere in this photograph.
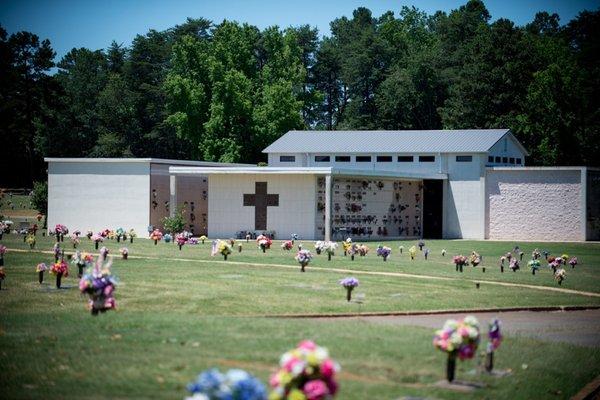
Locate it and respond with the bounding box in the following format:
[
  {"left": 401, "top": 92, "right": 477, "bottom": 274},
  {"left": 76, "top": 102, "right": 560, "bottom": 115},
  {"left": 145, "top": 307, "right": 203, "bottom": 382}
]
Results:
[
  {"left": 486, "top": 169, "right": 584, "bottom": 241},
  {"left": 208, "top": 174, "right": 317, "bottom": 240},
  {"left": 47, "top": 161, "right": 151, "bottom": 235}
]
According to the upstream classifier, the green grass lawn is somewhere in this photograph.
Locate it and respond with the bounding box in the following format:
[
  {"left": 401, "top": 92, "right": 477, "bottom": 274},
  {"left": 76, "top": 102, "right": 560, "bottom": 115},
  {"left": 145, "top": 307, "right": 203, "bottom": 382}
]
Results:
[{"left": 1, "top": 234, "right": 600, "bottom": 399}]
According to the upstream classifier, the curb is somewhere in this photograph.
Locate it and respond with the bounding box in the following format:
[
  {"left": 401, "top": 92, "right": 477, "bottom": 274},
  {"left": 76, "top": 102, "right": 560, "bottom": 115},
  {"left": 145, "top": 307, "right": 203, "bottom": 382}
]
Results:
[
  {"left": 572, "top": 374, "right": 600, "bottom": 400},
  {"left": 263, "top": 305, "right": 600, "bottom": 319}
]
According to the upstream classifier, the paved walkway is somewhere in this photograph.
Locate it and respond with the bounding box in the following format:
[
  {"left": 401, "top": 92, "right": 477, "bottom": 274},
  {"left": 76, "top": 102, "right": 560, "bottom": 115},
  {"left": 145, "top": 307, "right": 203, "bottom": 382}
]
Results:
[{"left": 342, "top": 309, "right": 600, "bottom": 347}]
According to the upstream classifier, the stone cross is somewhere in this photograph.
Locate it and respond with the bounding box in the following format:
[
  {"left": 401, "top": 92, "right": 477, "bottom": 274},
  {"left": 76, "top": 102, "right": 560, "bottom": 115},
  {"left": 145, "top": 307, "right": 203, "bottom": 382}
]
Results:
[{"left": 243, "top": 182, "right": 279, "bottom": 230}]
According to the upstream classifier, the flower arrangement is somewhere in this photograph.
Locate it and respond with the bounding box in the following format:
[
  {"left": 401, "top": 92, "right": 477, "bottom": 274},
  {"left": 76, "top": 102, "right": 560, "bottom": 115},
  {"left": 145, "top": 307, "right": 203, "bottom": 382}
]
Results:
[
  {"left": 485, "top": 318, "right": 502, "bottom": 372},
  {"left": 554, "top": 268, "right": 566, "bottom": 285},
  {"left": 499, "top": 256, "right": 506, "bottom": 272},
  {"left": 376, "top": 245, "right": 391, "bottom": 262},
  {"left": 518, "top": 251, "right": 524, "bottom": 261},
  {"left": 357, "top": 244, "right": 369, "bottom": 257},
  {"left": 257, "top": 235, "right": 272, "bottom": 253},
  {"left": 26, "top": 233, "right": 36, "bottom": 249},
  {"left": 509, "top": 259, "right": 520, "bottom": 272},
  {"left": 164, "top": 233, "right": 173, "bottom": 243},
  {"left": 418, "top": 240, "right": 425, "bottom": 251},
  {"left": 54, "top": 224, "right": 68, "bottom": 242},
  {"left": 200, "top": 235, "right": 207, "bottom": 244},
  {"left": 408, "top": 245, "right": 417, "bottom": 260},
  {"left": 505, "top": 252, "right": 512, "bottom": 262},
  {"left": 86, "top": 230, "right": 94, "bottom": 240},
  {"left": 323, "top": 242, "right": 338, "bottom": 261},
  {"left": 115, "top": 227, "right": 125, "bottom": 242},
  {"left": 53, "top": 243, "right": 61, "bottom": 262},
  {"left": 100, "top": 246, "right": 109, "bottom": 259},
  {"left": 36, "top": 262, "right": 47, "bottom": 284},
  {"left": 70, "top": 233, "right": 80, "bottom": 248},
  {"left": 569, "top": 257, "right": 578, "bottom": 269},
  {"left": 120, "top": 247, "right": 129, "bottom": 260},
  {"left": 314, "top": 241, "right": 324, "bottom": 255},
  {"left": 469, "top": 251, "right": 481, "bottom": 267},
  {"left": 176, "top": 234, "right": 188, "bottom": 250},
  {"left": 561, "top": 254, "right": 569, "bottom": 264},
  {"left": 91, "top": 233, "right": 104, "bottom": 250},
  {"left": 282, "top": 241, "right": 294, "bottom": 251},
  {"left": 50, "top": 260, "right": 69, "bottom": 288},
  {"left": 423, "top": 248, "right": 430, "bottom": 260},
  {"left": 72, "top": 250, "right": 88, "bottom": 278},
  {"left": 433, "top": 316, "right": 480, "bottom": 382},
  {"left": 269, "top": 340, "right": 339, "bottom": 400},
  {"left": 548, "top": 258, "right": 560, "bottom": 273},
  {"left": 212, "top": 240, "right": 232, "bottom": 260},
  {"left": 128, "top": 229, "right": 137, "bottom": 243},
  {"left": 441, "top": 249, "right": 446, "bottom": 257},
  {"left": 453, "top": 255, "right": 467, "bottom": 272},
  {"left": 150, "top": 229, "right": 163, "bottom": 245},
  {"left": 79, "top": 254, "right": 117, "bottom": 315},
  {"left": 342, "top": 239, "right": 352, "bottom": 256},
  {"left": 339, "top": 277, "right": 359, "bottom": 302},
  {"left": 295, "top": 249, "right": 313, "bottom": 272},
  {"left": 291, "top": 233, "right": 299, "bottom": 242},
  {"left": 188, "top": 237, "right": 199, "bottom": 245},
  {"left": 238, "top": 243, "right": 243, "bottom": 253},
  {"left": 0, "top": 267, "right": 5, "bottom": 290},
  {"left": 399, "top": 245, "right": 404, "bottom": 254},
  {"left": 186, "top": 368, "right": 267, "bottom": 400},
  {"left": 528, "top": 259, "right": 541, "bottom": 275},
  {"left": 0, "top": 244, "right": 5, "bottom": 267},
  {"left": 532, "top": 249, "right": 541, "bottom": 260}
]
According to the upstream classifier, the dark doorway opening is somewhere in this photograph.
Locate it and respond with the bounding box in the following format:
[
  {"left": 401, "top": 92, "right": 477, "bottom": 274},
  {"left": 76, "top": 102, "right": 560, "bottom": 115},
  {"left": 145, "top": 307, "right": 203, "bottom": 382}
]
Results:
[{"left": 423, "top": 179, "right": 443, "bottom": 239}]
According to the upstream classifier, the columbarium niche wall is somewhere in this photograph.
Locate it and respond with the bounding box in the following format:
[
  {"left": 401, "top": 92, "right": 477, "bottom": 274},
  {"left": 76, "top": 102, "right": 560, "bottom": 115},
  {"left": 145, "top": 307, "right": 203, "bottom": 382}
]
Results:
[{"left": 315, "top": 177, "right": 423, "bottom": 240}]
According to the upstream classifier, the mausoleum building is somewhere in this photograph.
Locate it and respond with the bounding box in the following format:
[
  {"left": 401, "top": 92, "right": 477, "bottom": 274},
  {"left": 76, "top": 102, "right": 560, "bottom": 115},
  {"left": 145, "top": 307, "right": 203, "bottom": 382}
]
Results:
[{"left": 46, "top": 129, "right": 600, "bottom": 242}]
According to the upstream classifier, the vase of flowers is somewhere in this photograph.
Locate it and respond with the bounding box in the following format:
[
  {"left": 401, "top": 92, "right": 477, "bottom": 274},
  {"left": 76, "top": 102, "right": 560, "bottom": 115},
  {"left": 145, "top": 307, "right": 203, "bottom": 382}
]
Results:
[
  {"left": 433, "top": 316, "right": 480, "bottom": 382},
  {"left": 409, "top": 245, "right": 417, "bottom": 260},
  {"left": 376, "top": 245, "right": 391, "bottom": 262},
  {"left": 0, "top": 267, "right": 5, "bottom": 290},
  {"left": 323, "top": 241, "right": 338, "bottom": 261},
  {"left": 217, "top": 240, "right": 232, "bottom": 260},
  {"left": 269, "top": 340, "right": 339, "bottom": 400},
  {"left": 120, "top": 247, "right": 128, "bottom": 260},
  {"left": 163, "top": 233, "right": 172, "bottom": 243},
  {"left": 70, "top": 233, "right": 80, "bottom": 249},
  {"left": 485, "top": 318, "right": 502, "bottom": 373},
  {"left": 36, "top": 263, "right": 47, "bottom": 283},
  {"left": 470, "top": 252, "right": 481, "bottom": 268},
  {"left": 528, "top": 259, "right": 540, "bottom": 275},
  {"left": 129, "top": 229, "right": 136, "bottom": 243},
  {"left": 342, "top": 238, "right": 352, "bottom": 256},
  {"left": 453, "top": 255, "right": 467, "bottom": 272},
  {"left": 26, "top": 234, "right": 36, "bottom": 249},
  {"left": 176, "top": 234, "right": 187, "bottom": 250},
  {"left": 295, "top": 249, "right": 313, "bottom": 272},
  {"left": 281, "top": 240, "right": 293, "bottom": 251},
  {"left": 91, "top": 233, "right": 104, "bottom": 250},
  {"left": 199, "top": 235, "right": 207, "bottom": 244},
  {"left": 238, "top": 243, "right": 242, "bottom": 253},
  {"left": 52, "top": 243, "right": 61, "bottom": 262},
  {"left": 115, "top": 227, "right": 124, "bottom": 243},
  {"left": 314, "top": 241, "right": 324, "bottom": 255},
  {"left": 186, "top": 368, "right": 266, "bottom": 400},
  {"left": 532, "top": 249, "right": 541, "bottom": 260},
  {"left": 554, "top": 268, "right": 566, "bottom": 285},
  {"left": 50, "top": 260, "right": 69, "bottom": 288},
  {"left": 79, "top": 254, "right": 117, "bottom": 315},
  {"left": 257, "top": 235, "right": 272, "bottom": 253},
  {"left": 0, "top": 245, "right": 6, "bottom": 267},
  {"left": 441, "top": 249, "right": 446, "bottom": 257},
  {"left": 499, "top": 256, "right": 506, "bottom": 273},
  {"left": 569, "top": 257, "right": 578, "bottom": 269},
  {"left": 54, "top": 224, "right": 68, "bottom": 242},
  {"left": 150, "top": 229, "right": 163, "bottom": 245},
  {"left": 339, "top": 277, "right": 359, "bottom": 302},
  {"left": 399, "top": 245, "right": 404, "bottom": 254},
  {"left": 509, "top": 259, "right": 520, "bottom": 272},
  {"left": 72, "top": 251, "right": 87, "bottom": 278},
  {"left": 418, "top": 240, "right": 425, "bottom": 251}
]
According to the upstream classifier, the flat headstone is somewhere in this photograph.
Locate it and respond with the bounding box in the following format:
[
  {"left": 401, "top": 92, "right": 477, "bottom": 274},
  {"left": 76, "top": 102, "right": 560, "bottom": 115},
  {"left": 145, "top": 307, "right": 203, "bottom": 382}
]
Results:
[
  {"left": 218, "top": 274, "right": 244, "bottom": 279},
  {"left": 432, "top": 380, "right": 485, "bottom": 392},
  {"left": 390, "top": 293, "right": 406, "bottom": 298}
]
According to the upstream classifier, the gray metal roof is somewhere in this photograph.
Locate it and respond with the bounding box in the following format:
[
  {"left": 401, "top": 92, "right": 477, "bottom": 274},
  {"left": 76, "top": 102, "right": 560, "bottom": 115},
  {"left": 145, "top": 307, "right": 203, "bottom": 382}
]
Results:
[{"left": 263, "top": 129, "right": 524, "bottom": 154}]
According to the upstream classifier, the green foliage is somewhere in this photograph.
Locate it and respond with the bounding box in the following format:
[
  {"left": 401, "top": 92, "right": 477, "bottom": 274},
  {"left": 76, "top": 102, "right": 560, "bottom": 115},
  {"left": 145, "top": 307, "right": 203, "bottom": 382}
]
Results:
[
  {"left": 162, "top": 207, "right": 186, "bottom": 234},
  {"left": 2, "top": 3, "right": 600, "bottom": 187},
  {"left": 30, "top": 180, "right": 47, "bottom": 215}
]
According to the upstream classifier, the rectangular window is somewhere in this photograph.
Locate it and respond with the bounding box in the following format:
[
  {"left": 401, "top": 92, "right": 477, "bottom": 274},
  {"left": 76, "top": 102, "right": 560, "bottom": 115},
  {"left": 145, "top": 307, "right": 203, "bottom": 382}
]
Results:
[
  {"left": 509, "top": 157, "right": 515, "bottom": 164},
  {"left": 502, "top": 157, "right": 508, "bottom": 164},
  {"left": 376, "top": 156, "right": 392, "bottom": 162},
  {"left": 335, "top": 156, "right": 350, "bottom": 162},
  {"left": 456, "top": 155, "right": 473, "bottom": 162},
  {"left": 419, "top": 156, "right": 435, "bottom": 162},
  {"left": 314, "top": 155, "right": 330, "bottom": 162},
  {"left": 488, "top": 156, "right": 494, "bottom": 163},
  {"left": 516, "top": 158, "right": 522, "bottom": 165},
  {"left": 279, "top": 155, "right": 295, "bottom": 162},
  {"left": 495, "top": 156, "right": 501, "bottom": 163},
  {"left": 356, "top": 156, "right": 371, "bottom": 162},
  {"left": 398, "top": 156, "right": 414, "bottom": 162}
]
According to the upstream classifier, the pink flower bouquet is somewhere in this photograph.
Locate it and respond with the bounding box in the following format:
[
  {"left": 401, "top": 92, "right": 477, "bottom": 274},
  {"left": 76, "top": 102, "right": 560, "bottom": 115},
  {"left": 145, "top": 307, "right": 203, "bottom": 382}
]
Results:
[
  {"left": 269, "top": 340, "right": 339, "bottom": 400},
  {"left": 433, "top": 316, "right": 480, "bottom": 382}
]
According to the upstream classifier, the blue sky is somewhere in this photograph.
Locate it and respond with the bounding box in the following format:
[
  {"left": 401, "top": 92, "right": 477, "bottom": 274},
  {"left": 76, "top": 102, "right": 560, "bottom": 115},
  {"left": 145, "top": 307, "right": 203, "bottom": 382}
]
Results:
[{"left": 1, "top": 0, "right": 598, "bottom": 62}]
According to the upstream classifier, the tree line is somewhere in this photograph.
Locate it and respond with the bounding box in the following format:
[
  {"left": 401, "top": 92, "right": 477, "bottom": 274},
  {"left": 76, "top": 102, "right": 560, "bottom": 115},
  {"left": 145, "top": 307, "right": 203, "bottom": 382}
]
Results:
[{"left": 1, "top": 0, "right": 598, "bottom": 187}]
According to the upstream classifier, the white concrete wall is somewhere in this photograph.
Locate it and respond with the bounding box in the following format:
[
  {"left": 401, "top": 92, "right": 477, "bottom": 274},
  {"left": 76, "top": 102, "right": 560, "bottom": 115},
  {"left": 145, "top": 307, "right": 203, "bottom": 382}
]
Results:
[
  {"left": 443, "top": 154, "right": 486, "bottom": 239},
  {"left": 486, "top": 169, "right": 584, "bottom": 241},
  {"left": 47, "top": 161, "right": 151, "bottom": 235},
  {"left": 208, "top": 174, "right": 317, "bottom": 240}
]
